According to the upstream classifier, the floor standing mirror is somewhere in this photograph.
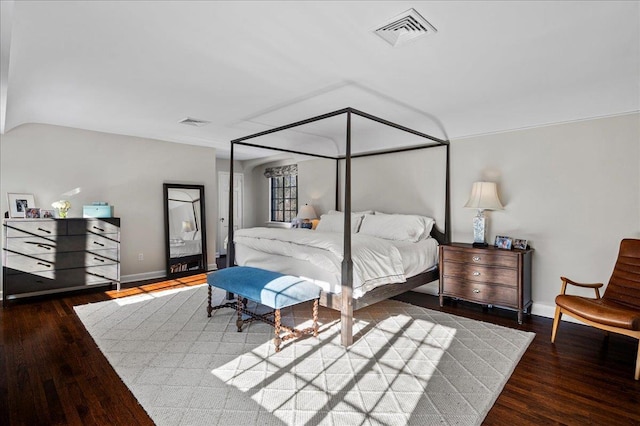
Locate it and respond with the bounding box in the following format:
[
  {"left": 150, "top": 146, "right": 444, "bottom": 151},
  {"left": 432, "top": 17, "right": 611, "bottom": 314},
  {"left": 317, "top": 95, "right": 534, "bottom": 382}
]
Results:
[{"left": 164, "top": 183, "right": 208, "bottom": 277}]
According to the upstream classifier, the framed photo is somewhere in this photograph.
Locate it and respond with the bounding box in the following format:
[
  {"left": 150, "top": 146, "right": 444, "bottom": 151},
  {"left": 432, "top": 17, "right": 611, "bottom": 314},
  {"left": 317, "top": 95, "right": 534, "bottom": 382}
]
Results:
[
  {"left": 7, "top": 193, "right": 35, "bottom": 218},
  {"left": 41, "top": 209, "right": 55, "bottom": 219},
  {"left": 25, "top": 207, "right": 41, "bottom": 218},
  {"left": 513, "top": 238, "right": 528, "bottom": 250},
  {"left": 494, "top": 235, "right": 513, "bottom": 250}
]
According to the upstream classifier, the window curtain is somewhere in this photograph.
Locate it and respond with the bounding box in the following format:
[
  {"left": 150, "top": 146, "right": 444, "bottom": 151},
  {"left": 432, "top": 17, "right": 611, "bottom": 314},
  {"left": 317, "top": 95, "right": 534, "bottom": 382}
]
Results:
[{"left": 264, "top": 164, "right": 297, "bottom": 178}]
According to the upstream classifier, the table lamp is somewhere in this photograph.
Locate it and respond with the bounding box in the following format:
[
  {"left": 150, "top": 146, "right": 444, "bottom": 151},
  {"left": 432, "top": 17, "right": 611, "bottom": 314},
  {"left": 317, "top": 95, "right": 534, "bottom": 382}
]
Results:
[
  {"left": 297, "top": 204, "right": 317, "bottom": 229},
  {"left": 464, "top": 181, "right": 503, "bottom": 247}
]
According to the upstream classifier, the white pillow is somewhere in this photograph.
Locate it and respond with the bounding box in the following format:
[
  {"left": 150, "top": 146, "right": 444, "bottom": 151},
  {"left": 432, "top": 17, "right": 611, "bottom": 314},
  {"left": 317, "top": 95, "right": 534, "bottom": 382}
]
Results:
[
  {"left": 328, "top": 209, "right": 374, "bottom": 216},
  {"left": 315, "top": 213, "right": 363, "bottom": 233},
  {"left": 359, "top": 213, "right": 435, "bottom": 242}
]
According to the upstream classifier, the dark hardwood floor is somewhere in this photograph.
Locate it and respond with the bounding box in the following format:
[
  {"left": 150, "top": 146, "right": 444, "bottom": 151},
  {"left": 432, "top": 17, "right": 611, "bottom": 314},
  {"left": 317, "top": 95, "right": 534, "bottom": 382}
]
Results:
[{"left": 1, "top": 274, "right": 639, "bottom": 425}]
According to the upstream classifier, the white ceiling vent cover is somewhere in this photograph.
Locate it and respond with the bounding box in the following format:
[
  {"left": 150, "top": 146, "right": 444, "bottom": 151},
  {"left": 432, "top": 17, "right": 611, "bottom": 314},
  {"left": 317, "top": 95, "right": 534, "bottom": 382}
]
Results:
[
  {"left": 374, "top": 8, "right": 437, "bottom": 47},
  {"left": 178, "top": 117, "right": 210, "bottom": 127}
]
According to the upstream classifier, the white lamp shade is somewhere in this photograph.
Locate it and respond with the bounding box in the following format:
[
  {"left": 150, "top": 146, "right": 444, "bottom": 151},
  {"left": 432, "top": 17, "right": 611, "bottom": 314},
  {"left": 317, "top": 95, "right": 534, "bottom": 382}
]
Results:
[
  {"left": 464, "top": 182, "right": 504, "bottom": 211},
  {"left": 182, "top": 220, "right": 194, "bottom": 232},
  {"left": 297, "top": 204, "right": 317, "bottom": 220}
]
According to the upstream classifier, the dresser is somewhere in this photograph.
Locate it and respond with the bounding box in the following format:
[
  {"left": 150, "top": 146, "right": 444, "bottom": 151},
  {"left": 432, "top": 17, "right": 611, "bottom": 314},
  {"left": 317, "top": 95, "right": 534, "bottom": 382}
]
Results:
[
  {"left": 2, "top": 218, "right": 120, "bottom": 306},
  {"left": 439, "top": 243, "right": 533, "bottom": 323}
]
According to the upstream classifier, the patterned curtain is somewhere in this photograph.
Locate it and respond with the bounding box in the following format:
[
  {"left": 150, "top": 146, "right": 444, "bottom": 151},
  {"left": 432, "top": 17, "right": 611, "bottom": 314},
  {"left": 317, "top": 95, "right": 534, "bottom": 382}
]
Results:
[{"left": 264, "top": 164, "right": 298, "bottom": 178}]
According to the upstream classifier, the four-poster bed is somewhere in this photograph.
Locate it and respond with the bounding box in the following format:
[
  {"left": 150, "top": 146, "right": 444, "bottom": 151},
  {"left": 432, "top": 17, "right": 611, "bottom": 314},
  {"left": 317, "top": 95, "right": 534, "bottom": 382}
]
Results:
[{"left": 227, "top": 107, "right": 450, "bottom": 347}]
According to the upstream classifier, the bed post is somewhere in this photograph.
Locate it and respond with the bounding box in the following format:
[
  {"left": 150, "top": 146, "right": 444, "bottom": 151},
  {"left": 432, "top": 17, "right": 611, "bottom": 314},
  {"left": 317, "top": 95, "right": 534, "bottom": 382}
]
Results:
[
  {"left": 445, "top": 142, "right": 451, "bottom": 243},
  {"left": 341, "top": 109, "right": 354, "bottom": 347},
  {"left": 335, "top": 159, "right": 340, "bottom": 211},
  {"left": 226, "top": 142, "right": 235, "bottom": 269}
]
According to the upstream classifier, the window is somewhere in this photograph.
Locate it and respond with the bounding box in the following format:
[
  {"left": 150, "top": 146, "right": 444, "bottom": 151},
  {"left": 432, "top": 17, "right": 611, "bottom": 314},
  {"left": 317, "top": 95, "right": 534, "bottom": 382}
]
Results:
[
  {"left": 270, "top": 174, "right": 297, "bottom": 222},
  {"left": 264, "top": 164, "right": 298, "bottom": 223}
]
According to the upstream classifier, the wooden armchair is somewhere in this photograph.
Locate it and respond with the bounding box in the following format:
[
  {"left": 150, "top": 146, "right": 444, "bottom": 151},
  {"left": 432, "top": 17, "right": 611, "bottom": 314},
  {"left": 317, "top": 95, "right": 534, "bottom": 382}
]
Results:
[{"left": 551, "top": 238, "right": 640, "bottom": 380}]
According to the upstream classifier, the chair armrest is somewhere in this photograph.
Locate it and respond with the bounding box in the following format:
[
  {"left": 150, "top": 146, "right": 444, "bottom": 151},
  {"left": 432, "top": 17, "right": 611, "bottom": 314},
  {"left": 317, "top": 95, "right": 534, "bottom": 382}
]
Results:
[{"left": 560, "top": 276, "right": 604, "bottom": 298}]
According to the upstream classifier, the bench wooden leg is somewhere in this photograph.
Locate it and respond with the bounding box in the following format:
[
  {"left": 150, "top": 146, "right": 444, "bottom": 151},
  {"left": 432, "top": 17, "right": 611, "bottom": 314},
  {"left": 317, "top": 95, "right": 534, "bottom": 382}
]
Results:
[
  {"left": 236, "top": 295, "right": 244, "bottom": 332},
  {"left": 312, "top": 299, "right": 319, "bottom": 337},
  {"left": 274, "top": 309, "right": 282, "bottom": 352},
  {"left": 207, "top": 285, "right": 213, "bottom": 317}
]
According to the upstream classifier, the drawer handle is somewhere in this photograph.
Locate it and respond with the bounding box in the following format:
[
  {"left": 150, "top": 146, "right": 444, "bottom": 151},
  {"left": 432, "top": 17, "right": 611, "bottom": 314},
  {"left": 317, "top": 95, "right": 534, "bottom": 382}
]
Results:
[
  {"left": 473, "top": 271, "right": 481, "bottom": 276},
  {"left": 37, "top": 227, "right": 52, "bottom": 234},
  {"left": 37, "top": 244, "right": 52, "bottom": 250},
  {"left": 93, "top": 226, "right": 105, "bottom": 232},
  {"left": 37, "top": 262, "right": 51, "bottom": 268},
  {"left": 472, "top": 256, "right": 481, "bottom": 262},
  {"left": 473, "top": 289, "right": 481, "bottom": 293},
  {"left": 93, "top": 241, "right": 105, "bottom": 247},
  {"left": 93, "top": 257, "right": 105, "bottom": 262}
]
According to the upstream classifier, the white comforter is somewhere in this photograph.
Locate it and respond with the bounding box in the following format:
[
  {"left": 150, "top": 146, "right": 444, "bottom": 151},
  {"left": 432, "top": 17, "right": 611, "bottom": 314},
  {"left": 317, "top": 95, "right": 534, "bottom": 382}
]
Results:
[{"left": 234, "top": 227, "right": 406, "bottom": 296}]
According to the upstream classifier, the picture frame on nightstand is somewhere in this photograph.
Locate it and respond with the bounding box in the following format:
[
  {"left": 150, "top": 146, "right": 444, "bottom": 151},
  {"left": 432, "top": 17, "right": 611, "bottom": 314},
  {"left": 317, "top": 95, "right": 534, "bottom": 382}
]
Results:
[
  {"left": 495, "top": 235, "right": 512, "bottom": 249},
  {"left": 513, "top": 238, "right": 528, "bottom": 250}
]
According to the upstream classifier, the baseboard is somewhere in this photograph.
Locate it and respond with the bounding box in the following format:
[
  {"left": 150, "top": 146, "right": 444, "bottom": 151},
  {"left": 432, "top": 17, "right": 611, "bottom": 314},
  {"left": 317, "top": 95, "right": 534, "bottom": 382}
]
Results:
[
  {"left": 121, "top": 264, "right": 217, "bottom": 284},
  {"left": 121, "top": 270, "right": 166, "bottom": 284}
]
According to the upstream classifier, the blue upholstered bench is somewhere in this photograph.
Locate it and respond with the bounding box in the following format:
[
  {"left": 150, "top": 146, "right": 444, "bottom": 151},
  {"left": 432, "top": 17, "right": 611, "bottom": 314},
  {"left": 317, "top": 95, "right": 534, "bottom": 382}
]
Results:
[{"left": 206, "top": 266, "right": 321, "bottom": 352}]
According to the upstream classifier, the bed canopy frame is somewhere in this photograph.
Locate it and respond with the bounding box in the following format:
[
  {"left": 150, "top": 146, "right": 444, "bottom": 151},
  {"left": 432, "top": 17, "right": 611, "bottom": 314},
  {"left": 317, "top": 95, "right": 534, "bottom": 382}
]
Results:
[{"left": 227, "top": 107, "right": 450, "bottom": 346}]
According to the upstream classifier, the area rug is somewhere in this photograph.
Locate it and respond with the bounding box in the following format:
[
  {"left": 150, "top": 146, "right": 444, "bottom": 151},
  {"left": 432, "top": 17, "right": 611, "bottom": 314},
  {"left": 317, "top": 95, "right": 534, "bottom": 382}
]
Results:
[{"left": 75, "top": 284, "right": 534, "bottom": 425}]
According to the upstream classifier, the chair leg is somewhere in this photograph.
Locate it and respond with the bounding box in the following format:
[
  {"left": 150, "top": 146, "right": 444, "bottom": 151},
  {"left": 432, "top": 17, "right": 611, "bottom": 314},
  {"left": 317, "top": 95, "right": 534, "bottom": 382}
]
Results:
[
  {"left": 551, "top": 306, "right": 562, "bottom": 343},
  {"left": 635, "top": 340, "right": 640, "bottom": 381}
]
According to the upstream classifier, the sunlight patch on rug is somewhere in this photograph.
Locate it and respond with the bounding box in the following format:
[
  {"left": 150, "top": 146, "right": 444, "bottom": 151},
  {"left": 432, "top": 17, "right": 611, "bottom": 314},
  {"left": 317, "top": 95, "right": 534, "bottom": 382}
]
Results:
[{"left": 75, "top": 284, "right": 534, "bottom": 425}]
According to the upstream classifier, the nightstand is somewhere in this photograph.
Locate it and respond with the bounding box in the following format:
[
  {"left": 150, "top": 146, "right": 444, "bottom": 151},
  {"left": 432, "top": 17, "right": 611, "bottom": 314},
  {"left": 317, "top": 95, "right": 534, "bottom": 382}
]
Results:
[{"left": 439, "top": 243, "right": 533, "bottom": 324}]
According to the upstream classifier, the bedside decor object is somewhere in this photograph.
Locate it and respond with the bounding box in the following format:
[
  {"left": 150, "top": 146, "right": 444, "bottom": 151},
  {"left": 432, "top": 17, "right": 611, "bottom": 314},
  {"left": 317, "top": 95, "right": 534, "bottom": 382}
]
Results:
[
  {"left": 464, "top": 181, "right": 503, "bottom": 247},
  {"left": 52, "top": 200, "right": 71, "bottom": 218},
  {"left": 7, "top": 193, "right": 35, "bottom": 218},
  {"left": 495, "top": 235, "right": 513, "bottom": 250},
  {"left": 297, "top": 204, "right": 317, "bottom": 229},
  {"left": 41, "top": 209, "right": 55, "bottom": 219},
  {"left": 25, "top": 208, "right": 40, "bottom": 218},
  {"left": 83, "top": 204, "right": 113, "bottom": 218},
  {"left": 513, "top": 238, "right": 528, "bottom": 250}
]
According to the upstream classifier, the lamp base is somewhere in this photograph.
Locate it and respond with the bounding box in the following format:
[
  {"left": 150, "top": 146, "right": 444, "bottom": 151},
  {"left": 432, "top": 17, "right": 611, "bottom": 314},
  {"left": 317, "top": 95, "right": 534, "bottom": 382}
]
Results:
[{"left": 472, "top": 242, "right": 488, "bottom": 248}]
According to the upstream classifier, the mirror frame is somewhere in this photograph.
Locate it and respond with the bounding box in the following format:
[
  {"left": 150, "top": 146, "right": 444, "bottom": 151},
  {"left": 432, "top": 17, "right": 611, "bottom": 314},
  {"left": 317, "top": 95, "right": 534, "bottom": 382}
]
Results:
[{"left": 163, "top": 183, "right": 208, "bottom": 278}]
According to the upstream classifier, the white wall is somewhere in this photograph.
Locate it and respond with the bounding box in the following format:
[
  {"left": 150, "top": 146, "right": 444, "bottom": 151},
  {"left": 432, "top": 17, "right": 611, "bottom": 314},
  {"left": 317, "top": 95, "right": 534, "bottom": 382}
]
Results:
[
  {"left": 241, "top": 113, "right": 640, "bottom": 319},
  {"left": 0, "top": 124, "right": 217, "bottom": 285}
]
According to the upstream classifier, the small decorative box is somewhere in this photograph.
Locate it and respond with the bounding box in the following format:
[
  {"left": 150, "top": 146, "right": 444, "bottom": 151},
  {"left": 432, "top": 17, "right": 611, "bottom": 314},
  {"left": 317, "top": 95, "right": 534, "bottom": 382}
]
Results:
[{"left": 83, "top": 205, "right": 113, "bottom": 218}]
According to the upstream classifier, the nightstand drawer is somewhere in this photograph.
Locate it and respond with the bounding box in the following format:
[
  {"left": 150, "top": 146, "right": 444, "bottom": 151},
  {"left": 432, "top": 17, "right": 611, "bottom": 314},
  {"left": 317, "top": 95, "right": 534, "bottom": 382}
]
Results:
[
  {"left": 443, "top": 262, "right": 518, "bottom": 286},
  {"left": 442, "top": 278, "right": 517, "bottom": 307},
  {"left": 442, "top": 249, "right": 518, "bottom": 268}
]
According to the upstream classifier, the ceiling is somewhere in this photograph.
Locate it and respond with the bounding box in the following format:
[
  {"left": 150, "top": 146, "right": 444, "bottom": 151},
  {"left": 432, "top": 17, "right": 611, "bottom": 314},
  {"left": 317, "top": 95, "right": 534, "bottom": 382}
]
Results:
[{"left": 1, "top": 1, "right": 638, "bottom": 159}]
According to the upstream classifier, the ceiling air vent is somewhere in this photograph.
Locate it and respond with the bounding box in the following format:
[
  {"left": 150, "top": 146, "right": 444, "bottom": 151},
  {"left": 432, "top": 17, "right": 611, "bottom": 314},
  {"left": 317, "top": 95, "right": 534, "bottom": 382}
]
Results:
[
  {"left": 374, "top": 8, "right": 437, "bottom": 47},
  {"left": 178, "top": 117, "right": 210, "bottom": 127}
]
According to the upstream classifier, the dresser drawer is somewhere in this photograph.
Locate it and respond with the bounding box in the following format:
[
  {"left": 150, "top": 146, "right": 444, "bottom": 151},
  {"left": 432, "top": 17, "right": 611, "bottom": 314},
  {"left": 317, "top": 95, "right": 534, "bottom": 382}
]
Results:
[
  {"left": 5, "top": 220, "right": 68, "bottom": 238},
  {"left": 5, "top": 250, "right": 119, "bottom": 273},
  {"left": 443, "top": 262, "right": 518, "bottom": 286},
  {"left": 67, "top": 219, "right": 120, "bottom": 239},
  {"left": 442, "top": 248, "right": 518, "bottom": 268},
  {"left": 5, "top": 234, "right": 119, "bottom": 254},
  {"left": 4, "top": 266, "right": 118, "bottom": 296},
  {"left": 441, "top": 277, "right": 518, "bottom": 307}
]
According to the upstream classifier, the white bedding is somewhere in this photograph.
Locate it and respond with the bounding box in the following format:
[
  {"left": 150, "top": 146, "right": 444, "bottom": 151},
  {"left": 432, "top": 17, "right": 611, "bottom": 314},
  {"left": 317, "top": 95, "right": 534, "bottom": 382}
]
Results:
[{"left": 233, "top": 227, "right": 438, "bottom": 299}]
